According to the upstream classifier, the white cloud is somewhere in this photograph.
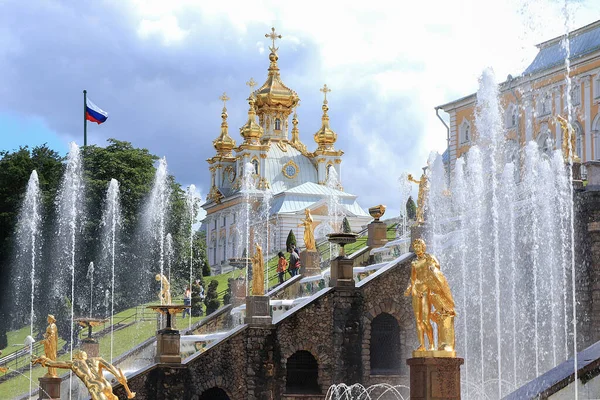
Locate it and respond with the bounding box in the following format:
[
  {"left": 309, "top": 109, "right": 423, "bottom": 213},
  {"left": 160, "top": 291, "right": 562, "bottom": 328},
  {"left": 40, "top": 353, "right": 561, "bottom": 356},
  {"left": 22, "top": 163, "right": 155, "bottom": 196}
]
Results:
[{"left": 137, "top": 15, "right": 190, "bottom": 45}]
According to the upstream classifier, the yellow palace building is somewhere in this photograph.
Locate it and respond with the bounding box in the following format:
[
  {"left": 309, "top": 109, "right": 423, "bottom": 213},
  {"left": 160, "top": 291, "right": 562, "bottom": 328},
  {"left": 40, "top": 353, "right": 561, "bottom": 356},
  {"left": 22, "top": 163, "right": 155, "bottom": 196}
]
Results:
[{"left": 437, "top": 19, "right": 600, "bottom": 171}]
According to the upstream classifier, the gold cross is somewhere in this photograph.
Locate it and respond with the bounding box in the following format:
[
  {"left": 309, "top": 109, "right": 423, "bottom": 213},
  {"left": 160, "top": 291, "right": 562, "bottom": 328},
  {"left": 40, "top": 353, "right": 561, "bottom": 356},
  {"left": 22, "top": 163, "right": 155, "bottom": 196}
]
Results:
[
  {"left": 265, "top": 27, "right": 282, "bottom": 52},
  {"left": 320, "top": 84, "right": 331, "bottom": 103},
  {"left": 246, "top": 78, "right": 257, "bottom": 95},
  {"left": 219, "top": 92, "right": 230, "bottom": 108}
]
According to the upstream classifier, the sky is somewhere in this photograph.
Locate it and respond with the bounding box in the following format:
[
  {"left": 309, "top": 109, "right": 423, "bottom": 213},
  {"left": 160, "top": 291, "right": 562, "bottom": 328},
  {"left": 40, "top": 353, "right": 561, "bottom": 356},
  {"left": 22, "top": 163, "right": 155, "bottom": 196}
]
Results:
[{"left": 1, "top": 0, "right": 599, "bottom": 219}]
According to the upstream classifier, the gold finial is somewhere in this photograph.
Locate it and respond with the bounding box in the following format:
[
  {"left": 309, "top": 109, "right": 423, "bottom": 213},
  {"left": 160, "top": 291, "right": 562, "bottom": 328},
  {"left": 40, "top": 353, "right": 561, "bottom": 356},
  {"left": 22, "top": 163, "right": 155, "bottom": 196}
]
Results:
[
  {"left": 320, "top": 84, "right": 331, "bottom": 104},
  {"left": 219, "top": 92, "right": 230, "bottom": 109},
  {"left": 246, "top": 78, "right": 257, "bottom": 95},
  {"left": 265, "top": 27, "right": 282, "bottom": 53}
]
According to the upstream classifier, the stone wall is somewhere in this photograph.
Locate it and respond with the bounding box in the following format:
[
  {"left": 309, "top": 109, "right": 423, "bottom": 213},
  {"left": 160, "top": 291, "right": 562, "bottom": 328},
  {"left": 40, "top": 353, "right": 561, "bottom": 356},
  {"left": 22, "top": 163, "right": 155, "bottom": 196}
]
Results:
[{"left": 114, "top": 256, "right": 416, "bottom": 400}]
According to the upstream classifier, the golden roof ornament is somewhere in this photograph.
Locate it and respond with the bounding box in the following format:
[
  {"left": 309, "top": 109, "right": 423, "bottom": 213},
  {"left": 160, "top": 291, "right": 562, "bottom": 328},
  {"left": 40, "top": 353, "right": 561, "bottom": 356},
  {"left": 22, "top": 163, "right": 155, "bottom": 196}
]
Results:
[
  {"left": 314, "top": 84, "right": 338, "bottom": 150},
  {"left": 240, "top": 78, "right": 264, "bottom": 143},
  {"left": 212, "top": 92, "right": 236, "bottom": 156},
  {"left": 289, "top": 104, "right": 308, "bottom": 154},
  {"left": 253, "top": 27, "right": 300, "bottom": 113}
]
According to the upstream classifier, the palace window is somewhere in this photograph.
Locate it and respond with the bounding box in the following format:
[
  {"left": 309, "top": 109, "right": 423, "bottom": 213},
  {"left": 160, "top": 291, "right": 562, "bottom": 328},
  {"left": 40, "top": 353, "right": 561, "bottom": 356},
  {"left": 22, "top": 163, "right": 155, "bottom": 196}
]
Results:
[
  {"left": 251, "top": 159, "right": 259, "bottom": 175},
  {"left": 505, "top": 104, "right": 517, "bottom": 129},
  {"left": 571, "top": 84, "right": 581, "bottom": 106},
  {"left": 370, "top": 313, "right": 401, "bottom": 374},
  {"left": 459, "top": 121, "right": 471, "bottom": 144},
  {"left": 595, "top": 75, "right": 600, "bottom": 99},
  {"left": 286, "top": 351, "right": 320, "bottom": 394},
  {"left": 539, "top": 94, "right": 551, "bottom": 116},
  {"left": 574, "top": 122, "right": 583, "bottom": 160},
  {"left": 275, "top": 118, "right": 281, "bottom": 131}
]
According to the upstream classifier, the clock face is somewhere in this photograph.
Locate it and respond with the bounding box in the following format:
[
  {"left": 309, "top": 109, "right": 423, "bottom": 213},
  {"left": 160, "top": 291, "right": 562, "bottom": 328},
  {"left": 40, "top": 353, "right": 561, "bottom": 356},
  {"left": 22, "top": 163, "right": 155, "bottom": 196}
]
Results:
[{"left": 285, "top": 164, "right": 296, "bottom": 178}]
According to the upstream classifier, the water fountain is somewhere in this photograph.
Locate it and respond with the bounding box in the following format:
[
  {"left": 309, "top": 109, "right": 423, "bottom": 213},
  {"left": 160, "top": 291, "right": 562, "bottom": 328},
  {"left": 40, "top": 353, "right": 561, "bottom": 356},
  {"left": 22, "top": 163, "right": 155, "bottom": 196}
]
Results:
[
  {"left": 185, "top": 184, "right": 198, "bottom": 329},
  {"left": 426, "top": 68, "right": 576, "bottom": 400},
  {"left": 240, "top": 162, "right": 257, "bottom": 295},
  {"left": 100, "top": 178, "right": 121, "bottom": 362},
  {"left": 53, "top": 142, "right": 85, "bottom": 398},
  {"left": 14, "top": 170, "right": 41, "bottom": 397},
  {"left": 326, "top": 168, "right": 344, "bottom": 260},
  {"left": 166, "top": 233, "right": 173, "bottom": 283}
]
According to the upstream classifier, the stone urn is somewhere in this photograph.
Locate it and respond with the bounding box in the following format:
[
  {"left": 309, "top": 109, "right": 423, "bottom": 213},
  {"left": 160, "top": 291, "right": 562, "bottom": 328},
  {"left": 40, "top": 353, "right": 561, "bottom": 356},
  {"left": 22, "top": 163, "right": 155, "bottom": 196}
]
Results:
[{"left": 327, "top": 232, "right": 358, "bottom": 257}]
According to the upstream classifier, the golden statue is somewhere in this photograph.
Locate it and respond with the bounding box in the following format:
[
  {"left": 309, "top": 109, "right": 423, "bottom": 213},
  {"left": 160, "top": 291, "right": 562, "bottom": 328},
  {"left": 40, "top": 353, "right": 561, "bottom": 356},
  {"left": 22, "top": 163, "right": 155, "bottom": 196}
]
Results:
[
  {"left": 33, "top": 350, "right": 135, "bottom": 399},
  {"left": 555, "top": 115, "right": 581, "bottom": 163},
  {"left": 41, "top": 314, "right": 58, "bottom": 377},
  {"left": 404, "top": 239, "right": 456, "bottom": 356},
  {"left": 155, "top": 274, "right": 172, "bottom": 305},
  {"left": 251, "top": 243, "right": 265, "bottom": 296},
  {"left": 408, "top": 171, "right": 429, "bottom": 225},
  {"left": 298, "top": 209, "right": 316, "bottom": 250}
]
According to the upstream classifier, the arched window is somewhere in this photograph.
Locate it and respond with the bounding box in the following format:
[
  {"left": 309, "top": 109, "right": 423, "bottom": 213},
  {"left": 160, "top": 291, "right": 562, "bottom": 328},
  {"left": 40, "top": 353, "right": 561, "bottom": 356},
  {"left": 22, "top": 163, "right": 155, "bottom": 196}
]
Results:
[
  {"left": 199, "top": 387, "right": 230, "bottom": 400},
  {"left": 251, "top": 159, "right": 259, "bottom": 175},
  {"left": 275, "top": 118, "right": 281, "bottom": 131},
  {"left": 286, "top": 350, "right": 320, "bottom": 394},
  {"left": 571, "top": 84, "right": 581, "bottom": 106},
  {"left": 326, "top": 164, "right": 333, "bottom": 179},
  {"left": 459, "top": 121, "right": 471, "bottom": 144},
  {"left": 537, "top": 123, "right": 552, "bottom": 156},
  {"left": 539, "top": 93, "right": 551, "bottom": 116},
  {"left": 370, "top": 313, "right": 401, "bottom": 374}
]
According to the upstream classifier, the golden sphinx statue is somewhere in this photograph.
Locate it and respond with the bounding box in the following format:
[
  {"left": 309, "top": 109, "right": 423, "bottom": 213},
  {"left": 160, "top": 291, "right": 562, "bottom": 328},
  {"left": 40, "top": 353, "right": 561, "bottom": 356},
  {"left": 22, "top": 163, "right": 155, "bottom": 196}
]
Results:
[
  {"left": 404, "top": 238, "right": 456, "bottom": 357},
  {"left": 251, "top": 243, "right": 265, "bottom": 296},
  {"left": 555, "top": 115, "right": 581, "bottom": 163},
  {"left": 408, "top": 170, "right": 429, "bottom": 226},
  {"left": 33, "top": 350, "right": 135, "bottom": 400},
  {"left": 155, "top": 273, "right": 172, "bottom": 305},
  {"left": 298, "top": 208, "right": 316, "bottom": 251}
]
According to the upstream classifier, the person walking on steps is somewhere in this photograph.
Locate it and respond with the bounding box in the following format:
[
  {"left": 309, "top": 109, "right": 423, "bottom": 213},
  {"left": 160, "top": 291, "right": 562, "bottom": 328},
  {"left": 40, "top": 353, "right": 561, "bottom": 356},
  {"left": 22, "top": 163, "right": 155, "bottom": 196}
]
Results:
[{"left": 277, "top": 252, "right": 288, "bottom": 284}]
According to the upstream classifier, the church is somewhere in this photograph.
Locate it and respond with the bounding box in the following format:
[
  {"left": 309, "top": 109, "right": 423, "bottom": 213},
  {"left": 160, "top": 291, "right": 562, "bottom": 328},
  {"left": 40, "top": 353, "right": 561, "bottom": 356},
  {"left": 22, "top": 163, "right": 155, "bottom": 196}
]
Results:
[{"left": 202, "top": 28, "right": 371, "bottom": 270}]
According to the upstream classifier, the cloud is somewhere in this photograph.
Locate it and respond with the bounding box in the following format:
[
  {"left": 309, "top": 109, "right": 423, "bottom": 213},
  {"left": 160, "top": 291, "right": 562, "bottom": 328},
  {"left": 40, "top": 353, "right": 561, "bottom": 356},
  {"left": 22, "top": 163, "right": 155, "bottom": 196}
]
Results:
[{"left": 0, "top": 0, "right": 599, "bottom": 222}]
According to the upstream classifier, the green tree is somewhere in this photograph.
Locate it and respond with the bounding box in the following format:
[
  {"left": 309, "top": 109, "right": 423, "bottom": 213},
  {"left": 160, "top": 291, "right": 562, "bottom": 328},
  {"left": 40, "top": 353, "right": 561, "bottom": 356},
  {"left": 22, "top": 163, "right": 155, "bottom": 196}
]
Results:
[
  {"left": 286, "top": 229, "right": 296, "bottom": 251},
  {"left": 191, "top": 280, "right": 205, "bottom": 317},
  {"left": 342, "top": 217, "right": 352, "bottom": 233},
  {"left": 204, "top": 280, "right": 220, "bottom": 315},
  {"left": 223, "top": 278, "right": 234, "bottom": 305},
  {"left": 406, "top": 196, "right": 417, "bottom": 220}
]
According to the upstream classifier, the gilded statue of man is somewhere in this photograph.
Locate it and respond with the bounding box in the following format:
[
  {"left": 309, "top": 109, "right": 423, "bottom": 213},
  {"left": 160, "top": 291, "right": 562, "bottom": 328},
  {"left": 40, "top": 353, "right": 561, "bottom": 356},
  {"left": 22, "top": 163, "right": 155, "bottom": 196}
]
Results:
[
  {"left": 155, "top": 274, "right": 172, "bottom": 305},
  {"left": 408, "top": 169, "right": 429, "bottom": 225},
  {"left": 33, "top": 350, "right": 135, "bottom": 399},
  {"left": 41, "top": 314, "right": 58, "bottom": 377},
  {"left": 404, "top": 239, "right": 456, "bottom": 354},
  {"left": 251, "top": 243, "right": 265, "bottom": 296},
  {"left": 298, "top": 209, "right": 316, "bottom": 251},
  {"left": 555, "top": 115, "right": 581, "bottom": 163}
]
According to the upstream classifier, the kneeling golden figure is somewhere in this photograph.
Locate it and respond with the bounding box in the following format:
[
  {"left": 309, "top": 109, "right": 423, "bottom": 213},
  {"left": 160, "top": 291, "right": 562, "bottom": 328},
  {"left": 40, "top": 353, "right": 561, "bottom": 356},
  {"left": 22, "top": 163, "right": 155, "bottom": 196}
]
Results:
[
  {"left": 404, "top": 238, "right": 456, "bottom": 357},
  {"left": 32, "top": 350, "right": 135, "bottom": 399}
]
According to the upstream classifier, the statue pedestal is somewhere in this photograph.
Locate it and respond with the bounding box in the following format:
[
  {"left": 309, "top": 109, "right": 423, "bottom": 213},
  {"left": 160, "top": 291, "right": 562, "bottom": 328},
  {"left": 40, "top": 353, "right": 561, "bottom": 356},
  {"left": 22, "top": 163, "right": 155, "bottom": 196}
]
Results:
[
  {"left": 329, "top": 257, "right": 354, "bottom": 288},
  {"left": 407, "top": 357, "right": 463, "bottom": 400},
  {"left": 300, "top": 250, "right": 321, "bottom": 276},
  {"left": 367, "top": 221, "right": 388, "bottom": 248},
  {"left": 81, "top": 338, "right": 99, "bottom": 357},
  {"left": 245, "top": 296, "right": 272, "bottom": 325},
  {"left": 585, "top": 160, "right": 600, "bottom": 190},
  {"left": 155, "top": 330, "right": 181, "bottom": 364},
  {"left": 232, "top": 278, "right": 247, "bottom": 307},
  {"left": 38, "top": 376, "right": 61, "bottom": 400}
]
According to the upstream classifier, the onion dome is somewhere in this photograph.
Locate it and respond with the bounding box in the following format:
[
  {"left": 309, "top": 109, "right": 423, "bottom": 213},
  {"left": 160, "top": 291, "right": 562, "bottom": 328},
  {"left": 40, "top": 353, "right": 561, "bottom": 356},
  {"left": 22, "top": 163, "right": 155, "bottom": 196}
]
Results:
[
  {"left": 213, "top": 93, "right": 236, "bottom": 157},
  {"left": 253, "top": 28, "right": 300, "bottom": 112},
  {"left": 239, "top": 95, "right": 264, "bottom": 144},
  {"left": 314, "top": 84, "right": 337, "bottom": 151}
]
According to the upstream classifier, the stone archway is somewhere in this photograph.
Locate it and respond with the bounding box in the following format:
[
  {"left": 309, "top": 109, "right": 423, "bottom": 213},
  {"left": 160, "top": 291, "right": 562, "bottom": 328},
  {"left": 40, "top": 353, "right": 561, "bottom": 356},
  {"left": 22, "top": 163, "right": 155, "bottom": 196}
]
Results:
[
  {"left": 199, "top": 387, "right": 230, "bottom": 400},
  {"left": 370, "top": 312, "right": 401, "bottom": 374},
  {"left": 285, "top": 350, "right": 320, "bottom": 394}
]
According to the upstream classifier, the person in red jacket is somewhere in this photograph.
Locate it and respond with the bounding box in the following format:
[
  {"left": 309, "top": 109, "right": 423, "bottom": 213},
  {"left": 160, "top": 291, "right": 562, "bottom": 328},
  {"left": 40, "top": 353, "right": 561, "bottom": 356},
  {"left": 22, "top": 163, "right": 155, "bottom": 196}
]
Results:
[{"left": 277, "top": 252, "right": 288, "bottom": 284}]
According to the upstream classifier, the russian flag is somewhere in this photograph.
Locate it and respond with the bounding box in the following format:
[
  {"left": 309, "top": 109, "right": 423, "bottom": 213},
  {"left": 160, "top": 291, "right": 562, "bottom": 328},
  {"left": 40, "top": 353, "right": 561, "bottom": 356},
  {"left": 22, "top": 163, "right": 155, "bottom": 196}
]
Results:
[{"left": 85, "top": 98, "right": 108, "bottom": 124}]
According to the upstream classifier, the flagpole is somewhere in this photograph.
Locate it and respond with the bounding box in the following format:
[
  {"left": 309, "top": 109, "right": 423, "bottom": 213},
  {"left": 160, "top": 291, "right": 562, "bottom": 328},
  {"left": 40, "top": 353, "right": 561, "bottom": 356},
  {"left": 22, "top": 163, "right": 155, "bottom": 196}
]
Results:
[{"left": 83, "top": 89, "right": 87, "bottom": 147}]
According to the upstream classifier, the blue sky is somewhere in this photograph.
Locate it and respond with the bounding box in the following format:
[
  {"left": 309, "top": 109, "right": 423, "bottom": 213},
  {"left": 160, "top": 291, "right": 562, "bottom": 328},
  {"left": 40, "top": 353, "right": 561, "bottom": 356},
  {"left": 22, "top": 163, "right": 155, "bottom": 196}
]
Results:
[{"left": 1, "top": 0, "right": 599, "bottom": 217}]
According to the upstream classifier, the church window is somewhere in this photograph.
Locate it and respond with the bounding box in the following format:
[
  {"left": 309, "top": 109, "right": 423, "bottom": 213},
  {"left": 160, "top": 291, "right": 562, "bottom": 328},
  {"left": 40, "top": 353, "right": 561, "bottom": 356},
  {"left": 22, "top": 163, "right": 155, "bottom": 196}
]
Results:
[
  {"left": 286, "top": 351, "right": 320, "bottom": 394},
  {"left": 506, "top": 104, "right": 517, "bottom": 129},
  {"left": 251, "top": 159, "right": 259, "bottom": 175},
  {"left": 275, "top": 118, "right": 281, "bottom": 131},
  {"left": 326, "top": 164, "right": 332, "bottom": 179},
  {"left": 282, "top": 160, "right": 299, "bottom": 179},
  {"left": 370, "top": 313, "right": 401, "bottom": 374}
]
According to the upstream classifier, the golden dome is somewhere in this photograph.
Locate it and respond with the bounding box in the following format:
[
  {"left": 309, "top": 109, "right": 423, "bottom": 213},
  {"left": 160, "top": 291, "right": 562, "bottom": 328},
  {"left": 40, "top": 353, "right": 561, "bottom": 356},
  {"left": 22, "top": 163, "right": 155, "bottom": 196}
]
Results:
[
  {"left": 253, "top": 28, "right": 300, "bottom": 112},
  {"left": 314, "top": 85, "right": 337, "bottom": 150},
  {"left": 239, "top": 96, "right": 264, "bottom": 143},
  {"left": 213, "top": 106, "right": 236, "bottom": 157}
]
